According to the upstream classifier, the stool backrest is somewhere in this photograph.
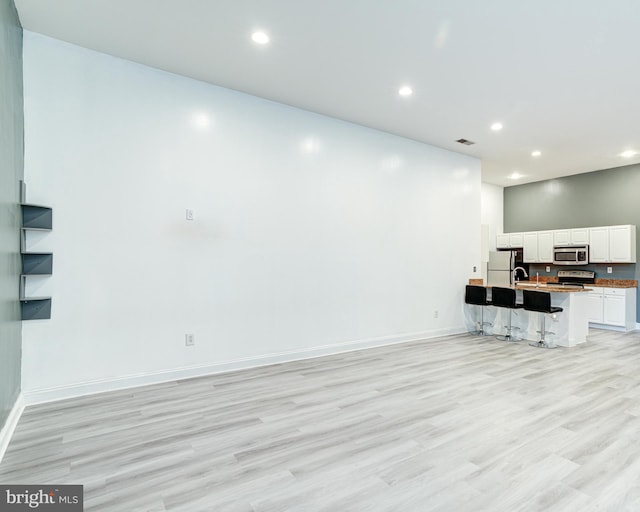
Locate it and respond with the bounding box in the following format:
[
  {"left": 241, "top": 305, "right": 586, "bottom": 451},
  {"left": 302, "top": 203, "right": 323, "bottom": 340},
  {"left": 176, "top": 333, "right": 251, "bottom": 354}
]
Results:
[
  {"left": 523, "top": 290, "right": 552, "bottom": 313},
  {"left": 491, "top": 287, "right": 516, "bottom": 308},
  {"left": 465, "top": 285, "right": 487, "bottom": 305}
]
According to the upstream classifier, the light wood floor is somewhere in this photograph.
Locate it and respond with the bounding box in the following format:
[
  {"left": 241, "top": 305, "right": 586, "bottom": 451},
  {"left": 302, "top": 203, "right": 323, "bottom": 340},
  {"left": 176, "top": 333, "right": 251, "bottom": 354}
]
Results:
[{"left": 2, "top": 328, "right": 640, "bottom": 511}]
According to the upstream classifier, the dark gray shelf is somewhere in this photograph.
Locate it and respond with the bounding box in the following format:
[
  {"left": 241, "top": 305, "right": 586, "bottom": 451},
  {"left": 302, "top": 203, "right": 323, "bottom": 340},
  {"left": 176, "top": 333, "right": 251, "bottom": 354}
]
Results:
[
  {"left": 21, "top": 204, "right": 52, "bottom": 231},
  {"left": 20, "top": 297, "right": 52, "bottom": 320},
  {"left": 21, "top": 253, "right": 53, "bottom": 275}
]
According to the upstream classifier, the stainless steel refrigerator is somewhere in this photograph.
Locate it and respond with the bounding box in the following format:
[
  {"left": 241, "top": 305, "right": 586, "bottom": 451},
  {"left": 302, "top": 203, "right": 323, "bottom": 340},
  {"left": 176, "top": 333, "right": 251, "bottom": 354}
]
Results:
[{"left": 487, "top": 251, "right": 515, "bottom": 287}]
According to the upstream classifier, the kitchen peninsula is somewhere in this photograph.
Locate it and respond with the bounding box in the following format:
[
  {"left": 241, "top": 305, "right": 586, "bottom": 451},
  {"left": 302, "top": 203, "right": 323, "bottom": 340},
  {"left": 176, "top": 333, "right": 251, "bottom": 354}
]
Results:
[
  {"left": 468, "top": 271, "right": 637, "bottom": 347},
  {"left": 466, "top": 281, "right": 591, "bottom": 347},
  {"left": 514, "top": 282, "right": 589, "bottom": 347}
]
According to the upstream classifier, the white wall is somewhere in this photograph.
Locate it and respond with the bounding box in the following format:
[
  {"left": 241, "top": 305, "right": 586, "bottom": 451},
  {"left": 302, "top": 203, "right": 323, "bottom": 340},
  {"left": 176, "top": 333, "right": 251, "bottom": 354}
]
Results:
[
  {"left": 21, "top": 33, "right": 482, "bottom": 400},
  {"left": 480, "top": 182, "right": 504, "bottom": 282},
  {"left": 481, "top": 182, "right": 504, "bottom": 250}
]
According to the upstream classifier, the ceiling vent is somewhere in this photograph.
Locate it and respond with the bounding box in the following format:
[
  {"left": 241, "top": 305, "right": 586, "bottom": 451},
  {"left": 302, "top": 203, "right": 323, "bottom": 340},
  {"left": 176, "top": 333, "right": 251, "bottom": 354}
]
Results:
[{"left": 456, "top": 138, "right": 475, "bottom": 146}]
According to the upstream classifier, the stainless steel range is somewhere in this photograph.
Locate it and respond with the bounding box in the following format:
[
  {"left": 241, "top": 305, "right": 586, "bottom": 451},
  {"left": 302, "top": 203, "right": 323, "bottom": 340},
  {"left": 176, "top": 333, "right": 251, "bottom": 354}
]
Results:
[{"left": 556, "top": 270, "right": 596, "bottom": 288}]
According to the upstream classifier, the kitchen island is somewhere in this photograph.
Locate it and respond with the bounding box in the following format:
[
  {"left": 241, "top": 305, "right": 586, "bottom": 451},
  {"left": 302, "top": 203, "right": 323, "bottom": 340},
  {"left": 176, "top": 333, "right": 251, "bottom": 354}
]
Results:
[
  {"left": 514, "top": 283, "right": 590, "bottom": 347},
  {"left": 466, "top": 283, "right": 591, "bottom": 347}
]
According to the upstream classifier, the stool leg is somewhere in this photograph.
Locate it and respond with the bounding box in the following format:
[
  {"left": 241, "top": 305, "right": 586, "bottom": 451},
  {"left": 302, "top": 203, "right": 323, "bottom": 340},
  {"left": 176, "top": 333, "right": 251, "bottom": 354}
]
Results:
[
  {"left": 478, "top": 305, "right": 492, "bottom": 336},
  {"left": 469, "top": 305, "right": 481, "bottom": 335},
  {"left": 470, "top": 304, "right": 493, "bottom": 336},
  {"left": 496, "top": 309, "right": 521, "bottom": 342},
  {"left": 529, "top": 313, "right": 558, "bottom": 349}
]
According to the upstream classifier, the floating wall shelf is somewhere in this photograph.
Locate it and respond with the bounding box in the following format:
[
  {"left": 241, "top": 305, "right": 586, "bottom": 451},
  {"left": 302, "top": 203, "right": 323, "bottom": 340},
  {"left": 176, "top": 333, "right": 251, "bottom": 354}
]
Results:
[{"left": 19, "top": 184, "right": 53, "bottom": 320}]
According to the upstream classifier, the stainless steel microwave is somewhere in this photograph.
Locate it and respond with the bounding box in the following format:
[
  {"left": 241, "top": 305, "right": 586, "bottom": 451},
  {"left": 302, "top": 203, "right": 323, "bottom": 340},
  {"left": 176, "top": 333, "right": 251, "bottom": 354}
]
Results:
[{"left": 553, "top": 245, "right": 589, "bottom": 265}]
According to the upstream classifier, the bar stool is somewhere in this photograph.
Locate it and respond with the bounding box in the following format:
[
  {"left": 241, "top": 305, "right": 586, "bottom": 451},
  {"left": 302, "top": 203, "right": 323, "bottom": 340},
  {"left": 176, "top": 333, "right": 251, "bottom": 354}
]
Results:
[
  {"left": 491, "top": 287, "right": 523, "bottom": 342},
  {"left": 523, "top": 290, "right": 563, "bottom": 349},
  {"left": 464, "top": 285, "right": 492, "bottom": 335}
]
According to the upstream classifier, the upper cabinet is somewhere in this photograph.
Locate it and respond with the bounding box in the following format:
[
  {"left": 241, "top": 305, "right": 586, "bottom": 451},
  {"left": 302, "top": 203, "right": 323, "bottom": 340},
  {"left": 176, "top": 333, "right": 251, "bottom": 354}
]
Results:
[
  {"left": 588, "top": 226, "right": 609, "bottom": 263},
  {"left": 499, "top": 225, "right": 636, "bottom": 264},
  {"left": 496, "top": 234, "right": 509, "bottom": 248},
  {"left": 553, "top": 229, "right": 570, "bottom": 246},
  {"left": 609, "top": 225, "right": 636, "bottom": 263},
  {"left": 570, "top": 228, "right": 590, "bottom": 245},
  {"left": 553, "top": 228, "right": 589, "bottom": 246},
  {"left": 589, "top": 225, "right": 636, "bottom": 263},
  {"left": 509, "top": 232, "right": 523, "bottom": 248},
  {"left": 496, "top": 232, "right": 522, "bottom": 249},
  {"left": 538, "top": 231, "right": 555, "bottom": 262},
  {"left": 522, "top": 232, "right": 538, "bottom": 262},
  {"left": 523, "top": 230, "right": 554, "bottom": 263}
]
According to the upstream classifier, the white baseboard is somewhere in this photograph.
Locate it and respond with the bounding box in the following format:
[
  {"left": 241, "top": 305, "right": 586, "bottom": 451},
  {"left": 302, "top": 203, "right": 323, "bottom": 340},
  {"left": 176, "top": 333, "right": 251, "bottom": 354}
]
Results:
[
  {"left": 23, "top": 326, "right": 466, "bottom": 406},
  {"left": 0, "top": 393, "right": 25, "bottom": 464},
  {"left": 589, "top": 323, "right": 634, "bottom": 333}
]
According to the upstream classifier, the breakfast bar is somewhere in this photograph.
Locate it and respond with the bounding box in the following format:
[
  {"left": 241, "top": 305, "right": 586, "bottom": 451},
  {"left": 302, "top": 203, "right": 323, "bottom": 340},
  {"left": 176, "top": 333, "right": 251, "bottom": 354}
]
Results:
[
  {"left": 465, "top": 283, "right": 591, "bottom": 347},
  {"left": 513, "top": 283, "right": 590, "bottom": 347}
]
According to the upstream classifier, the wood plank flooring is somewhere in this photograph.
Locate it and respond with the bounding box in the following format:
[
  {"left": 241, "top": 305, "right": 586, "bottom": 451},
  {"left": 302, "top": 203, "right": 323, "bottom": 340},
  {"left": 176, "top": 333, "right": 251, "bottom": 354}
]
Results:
[{"left": 2, "top": 328, "right": 640, "bottom": 511}]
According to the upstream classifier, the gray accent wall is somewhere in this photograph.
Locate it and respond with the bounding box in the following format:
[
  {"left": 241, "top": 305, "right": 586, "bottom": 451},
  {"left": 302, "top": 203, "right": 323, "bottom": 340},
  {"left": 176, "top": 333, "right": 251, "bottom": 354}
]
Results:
[
  {"left": 504, "top": 163, "right": 640, "bottom": 321},
  {"left": 0, "top": 0, "right": 24, "bottom": 430}
]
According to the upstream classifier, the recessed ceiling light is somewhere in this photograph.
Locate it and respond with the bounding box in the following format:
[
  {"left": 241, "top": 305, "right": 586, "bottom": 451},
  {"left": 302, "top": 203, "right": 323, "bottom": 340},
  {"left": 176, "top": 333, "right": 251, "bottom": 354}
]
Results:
[
  {"left": 531, "top": 150, "right": 541, "bottom": 157},
  {"left": 398, "top": 86, "right": 413, "bottom": 97},
  {"left": 490, "top": 122, "right": 503, "bottom": 131},
  {"left": 251, "top": 31, "right": 270, "bottom": 45},
  {"left": 509, "top": 172, "right": 522, "bottom": 180},
  {"left": 620, "top": 150, "right": 637, "bottom": 158}
]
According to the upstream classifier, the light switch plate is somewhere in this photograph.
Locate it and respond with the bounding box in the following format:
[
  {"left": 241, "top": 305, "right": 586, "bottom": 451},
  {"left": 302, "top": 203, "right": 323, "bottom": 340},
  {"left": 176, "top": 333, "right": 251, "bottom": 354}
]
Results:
[
  {"left": 186, "top": 208, "right": 194, "bottom": 221},
  {"left": 546, "top": 266, "right": 550, "bottom": 272}
]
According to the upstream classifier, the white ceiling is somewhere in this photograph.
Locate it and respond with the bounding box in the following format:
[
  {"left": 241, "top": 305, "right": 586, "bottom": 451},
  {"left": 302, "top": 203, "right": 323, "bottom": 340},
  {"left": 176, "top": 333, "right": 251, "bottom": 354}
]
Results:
[{"left": 14, "top": 0, "right": 640, "bottom": 186}]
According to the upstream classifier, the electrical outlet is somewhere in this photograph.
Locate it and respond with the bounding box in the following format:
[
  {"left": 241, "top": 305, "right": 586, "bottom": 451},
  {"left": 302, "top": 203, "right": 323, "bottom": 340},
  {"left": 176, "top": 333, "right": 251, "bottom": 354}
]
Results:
[
  {"left": 546, "top": 266, "right": 550, "bottom": 273},
  {"left": 185, "top": 333, "right": 195, "bottom": 346},
  {"left": 434, "top": 310, "right": 439, "bottom": 318},
  {"left": 473, "top": 266, "right": 477, "bottom": 273},
  {"left": 186, "top": 208, "right": 195, "bottom": 221},
  {"left": 607, "top": 267, "right": 613, "bottom": 274}
]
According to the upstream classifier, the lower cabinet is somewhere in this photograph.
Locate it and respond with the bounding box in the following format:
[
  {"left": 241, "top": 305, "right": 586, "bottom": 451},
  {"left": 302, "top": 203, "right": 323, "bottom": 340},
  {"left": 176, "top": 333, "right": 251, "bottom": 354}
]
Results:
[
  {"left": 586, "top": 287, "right": 636, "bottom": 331},
  {"left": 586, "top": 289, "right": 604, "bottom": 323}
]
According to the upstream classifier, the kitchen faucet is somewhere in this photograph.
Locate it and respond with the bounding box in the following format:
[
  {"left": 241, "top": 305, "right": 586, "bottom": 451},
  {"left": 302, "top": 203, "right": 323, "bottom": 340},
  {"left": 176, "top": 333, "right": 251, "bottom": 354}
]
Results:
[{"left": 512, "top": 266, "right": 529, "bottom": 283}]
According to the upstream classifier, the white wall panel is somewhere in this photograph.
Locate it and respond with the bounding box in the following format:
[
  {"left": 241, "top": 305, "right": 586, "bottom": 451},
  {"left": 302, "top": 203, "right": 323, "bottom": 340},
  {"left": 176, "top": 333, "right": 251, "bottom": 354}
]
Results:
[
  {"left": 481, "top": 182, "right": 504, "bottom": 252},
  {"left": 22, "top": 33, "right": 481, "bottom": 396}
]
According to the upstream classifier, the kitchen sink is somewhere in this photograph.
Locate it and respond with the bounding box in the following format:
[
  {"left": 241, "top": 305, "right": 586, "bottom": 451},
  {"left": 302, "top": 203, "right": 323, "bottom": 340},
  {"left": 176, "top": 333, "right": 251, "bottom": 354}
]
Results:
[{"left": 515, "top": 282, "right": 548, "bottom": 288}]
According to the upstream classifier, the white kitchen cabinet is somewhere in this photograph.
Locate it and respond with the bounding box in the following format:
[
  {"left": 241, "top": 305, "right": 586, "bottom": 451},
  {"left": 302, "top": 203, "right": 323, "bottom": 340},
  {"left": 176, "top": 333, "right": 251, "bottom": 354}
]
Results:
[
  {"left": 523, "top": 232, "right": 538, "bottom": 262},
  {"left": 538, "top": 231, "right": 554, "bottom": 262},
  {"left": 588, "top": 286, "right": 636, "bottom": 331},
  {"left": 603, "top": 292, "right": 626, "bottom": 326},
  {"left": 496, "top": 232, "right": 523, "bottom": 248},
  {"left": 500, "top": 225, "right": 635, "bottom": 262},
  {"left": 570, "top": 228, "right": 590, "bottom": 245},
  {"left": 496, "top": 234, "right": 510, "bottom": 249},
  {"left": 609, "top": 225, "right": 636, "bottom": 263},
  {"left": 523, "top": 230, "right": 554, "bottom": 263},
  {"left": 586, "top": 288, "right": 604, "bottom": 323},
  {"left": 554, "top": 230, "right": 571, "bottom": 246},
  {"left": 553, "top": 228, "right": 588, "bottom": 246},
  {"left": 588, "top": 225, "right": 636, "bottom": 263},
  {"left": 589, "top": 226, "right": 610, "bottom": 263},
  {"left": 509, "top": 232, "right": 523, "bottom": 248}
]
